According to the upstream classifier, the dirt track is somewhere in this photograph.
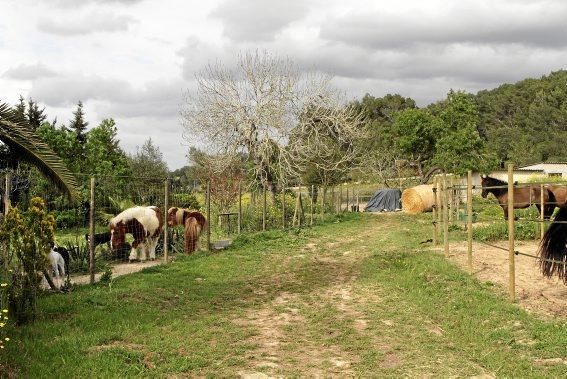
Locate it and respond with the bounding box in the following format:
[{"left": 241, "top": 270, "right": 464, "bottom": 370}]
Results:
[{"left": 446, "top": 241, "right": 567, "bottom": 318}]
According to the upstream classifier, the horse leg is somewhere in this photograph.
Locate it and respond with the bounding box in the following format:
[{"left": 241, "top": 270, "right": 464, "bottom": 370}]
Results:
[
  {"left": 139, "top": 241, "right": 147, "bottom": 261},
  {"left": 149, "top": 237, "right": 157, "bottom": 260},
  {"left": 129, "top": 242, "right": 138, "bottom": 262}
]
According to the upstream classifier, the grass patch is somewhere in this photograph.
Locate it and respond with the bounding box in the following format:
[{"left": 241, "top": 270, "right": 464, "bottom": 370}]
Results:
[{"left": 1, "top": 212, "right": 564, "bottom": 377}]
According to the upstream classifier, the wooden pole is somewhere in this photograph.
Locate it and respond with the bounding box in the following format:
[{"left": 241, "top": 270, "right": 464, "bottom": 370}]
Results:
[
  {"left": 467, "top": 171, "right": 473, "bottom": 272},
  {"left": 432, "top": 176, "right": 438, "bottom": 245},
  {"left": 508, "top": 164, "right": 515, "bottom": 301},
  {"left": 206, "top": 181, "right": 211, "bottom": 251},
  {"left": 163, "top": 179, "right": 170, "bottom": 263},
  {"left": 282, "top": 186, "right": 286, "bottom": 229},
  {"left": 356, "top": 186, "right": 360, "bottom": 213},
  {"left": 346, "top": 187, "right": 350, "bottom": 212},
  {"left": 339, "top": 184, "right": 343, "bottom": 212},
  {"left": 4, "top": 172, "right": 11, "bottom": 214},
  {"left": 448, "top": 175, "right": 454, "bottom": 222},
  {"left": 238, "top": 182, "right": 242, "bottom": 234},
  {"left": 320, "top": 186, "right": 325, "bottom": 217},
  {"left": 89, "top": 177, "right": 95, "bottom": 284},
  {"left": 262, "top": 188, "right": 267, "bottom": 231},
  {"left": 310, "top": 185, "right": 314, "bottom": 226},
  {"left": 443, "top": 173, "right": 449, "bottom": 258},
  {"left": 540, "top": 184, "right": 545, "bottom": 240},
  {"left": 436, "top": 177, "right": 442, "bottom": 245}
]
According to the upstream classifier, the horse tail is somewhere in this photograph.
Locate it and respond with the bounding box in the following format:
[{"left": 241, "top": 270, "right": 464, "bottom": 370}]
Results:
[
  {"left": 538, "top": 206, "right": 567, "bottom": 283},
  {"left": 184, "top": 217, "right": 202, "bottom": 254}
]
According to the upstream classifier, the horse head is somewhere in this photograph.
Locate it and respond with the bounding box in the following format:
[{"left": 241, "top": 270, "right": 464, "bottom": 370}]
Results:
[
  {"left": 109, "top": 221, "right": 127, "bottom": 250},
  {"left": 480, "top": 175, "right": 489, "bottom": 198},
  {"left": 167, "top": 207, "right": 179, "bottom": 227}
]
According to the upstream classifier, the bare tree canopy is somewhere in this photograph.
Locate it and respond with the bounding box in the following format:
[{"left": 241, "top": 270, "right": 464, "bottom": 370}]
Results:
[{"left": 181, "top": 50, "right": 357, "bottom": 193}]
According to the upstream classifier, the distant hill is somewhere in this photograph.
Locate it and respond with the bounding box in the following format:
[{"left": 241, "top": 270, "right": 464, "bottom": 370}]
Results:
[{"left": 474, "top": 70, "right": 567, "bottom": 166}]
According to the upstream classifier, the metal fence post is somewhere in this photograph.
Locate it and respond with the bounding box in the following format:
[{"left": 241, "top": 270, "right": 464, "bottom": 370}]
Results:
[
  {"left": 443, "top": 173, "right": 449, "bottom": 258},
  {"left": 432, "top": 176, "right": 438, "bottom": 245},
  {"left": 238, "top": 182, "right": 242, "bottom": 234}
]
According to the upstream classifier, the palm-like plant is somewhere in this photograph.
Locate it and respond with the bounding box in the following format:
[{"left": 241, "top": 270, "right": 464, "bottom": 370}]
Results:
[{"left": 0, "top": 102, "right": 79, "bottom": 201}]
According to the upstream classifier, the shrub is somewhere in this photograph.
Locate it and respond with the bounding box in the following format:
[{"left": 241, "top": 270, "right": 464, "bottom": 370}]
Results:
[{"left": 0, "top": 198, "right": 54, "bottom": 324}]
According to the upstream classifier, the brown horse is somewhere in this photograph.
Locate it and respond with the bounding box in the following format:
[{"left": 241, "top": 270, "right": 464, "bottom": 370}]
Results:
[
  {"left": 167, "top": 207, "right": 207, "bottom": 254},
  {"left": 547, "top": 185, "right": 567, "bottom": 208},
  {"left": 480, "top": 175, "right": 556, "bottom": 220}
]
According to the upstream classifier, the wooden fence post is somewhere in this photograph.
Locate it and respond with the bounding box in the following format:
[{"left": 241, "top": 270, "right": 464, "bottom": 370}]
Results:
[
  {"left": 282, "top": 186, "right": 286, "bottom": 229},
  {"left": 432, "top": 176, "right": 438, "bottom": 245},
  {"left": 443, "top": 173, "right": 449, "bottom": 258},
  {"left": 346, "top": 187, "right": 350, "bottom": 212},
  {"left": 164, "top": 178, "right": 170, "bottom": 263},
  {"left": 467, "top": 170, "right": 473, "bottom": 272},
  {"left": 206, "top": 181, "right": 211, "bottom": 251},
  {"left": 356, "top": 186, "right": 360, "bottom": 213},
  {"left": 89, "top": 177, "right": 95, "bottom": 284},
  {"left": 436, "top": 176, "right": 442, "bottom": 245},
  {"left": 4, "top": 172, "right": 11, "bottom": 214},
  {"left": 238, "top": 182, "right": 242, "bottom": 234},
  {"left": 262, "top": 188, "right": 267, "bottom": 231},
  {"left": 448, "top": 175, "right": 454, "bottom": 222},
  {"left": 320, "top": 186, "right": 325, "bottom": 217},
  {"left": 508, "top": 164, "right": 515, "bottom": 301},
  {"left": 310, "top": 185, "right": 314, "bottom": 226},
  {"left": 540, "top": 183, "right": 544, "bottom": 240}
]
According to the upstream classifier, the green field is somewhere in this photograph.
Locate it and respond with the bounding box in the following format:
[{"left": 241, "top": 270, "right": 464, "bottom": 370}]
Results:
[{"left": 1, "top": 212, "right": 565, "bottom": 377}]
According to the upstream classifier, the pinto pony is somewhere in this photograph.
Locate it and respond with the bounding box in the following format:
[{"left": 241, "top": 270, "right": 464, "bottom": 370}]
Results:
[
  {"left": 109, "top": 206, "right": 163, "bottom": 262},
  {"left": 167, "top": 207, "right": 207, "bottom": 254},
  {"left": 538, "top": 206, "right": 567, "bottom": 284},
  {"left": 480, "top": 175, "right": 556, "bottom": 220}
]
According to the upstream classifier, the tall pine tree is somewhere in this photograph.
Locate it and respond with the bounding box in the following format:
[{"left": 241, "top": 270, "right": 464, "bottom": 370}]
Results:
[
  {"left": 69, "top": 101, "right": 88, "bottom": 143},
  {"left": 26, "top": 98, "right": 47, "bottom": 130}
]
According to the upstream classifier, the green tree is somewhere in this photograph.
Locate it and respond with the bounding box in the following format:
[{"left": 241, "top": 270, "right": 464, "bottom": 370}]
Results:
[
  {"left": 69, "top": 101, "right": 88, "bottom": 143},
  {"left": 26, "top": 99, "right": 47, "bottom": 131},
  {"left": 129, "top": 138, "right": 169, "bottom": 179}
]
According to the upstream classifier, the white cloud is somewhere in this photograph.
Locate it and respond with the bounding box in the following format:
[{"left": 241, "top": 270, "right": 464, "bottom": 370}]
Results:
[{"left": 38, "top": 11, "right": 137, "bottom": 36}]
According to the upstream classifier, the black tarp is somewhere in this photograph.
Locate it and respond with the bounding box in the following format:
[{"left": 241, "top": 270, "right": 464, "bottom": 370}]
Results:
[{"left": 364, "top": 188, "right": 401, "bottom": 212}]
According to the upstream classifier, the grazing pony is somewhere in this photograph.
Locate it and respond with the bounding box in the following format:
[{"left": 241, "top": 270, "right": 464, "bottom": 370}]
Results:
[
  {"left": 109, "top": 206, "right": 163, "bottom": 262},
  {"left": 538, "top": 206, "right": 567, "bottom": 283},
  {"left": 167, "top": 207, "right": 207, "bottom": 254},
  {"left": 480, "top": 175, "right": 555, "bottom": 220}
]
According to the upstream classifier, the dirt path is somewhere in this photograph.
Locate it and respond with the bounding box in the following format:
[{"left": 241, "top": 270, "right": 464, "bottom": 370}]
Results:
[
  {"left": 71, "top": 259, "right": 164, "bottom": 285},
  {"left": 447, "top": 240, "right": 567, "bottom": 318}
]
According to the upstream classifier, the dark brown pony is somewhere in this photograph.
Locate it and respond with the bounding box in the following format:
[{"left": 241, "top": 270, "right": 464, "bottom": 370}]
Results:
[
  {"left": 547, "top": 185, "right": 567, "bottom": 208},
  {"left": 480, "top": 175, "right": 555, "bottom": 220},
  {"left": 538, "top": 206, "right": 567, "bottom": 283},
  {"left": 167, "top": 207, "right": 207, "bottom": 254}
]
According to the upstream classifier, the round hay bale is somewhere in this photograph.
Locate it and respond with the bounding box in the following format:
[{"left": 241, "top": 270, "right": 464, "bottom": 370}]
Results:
[{"left": 401, "top": 184, "right": 435, "bottom": 214}]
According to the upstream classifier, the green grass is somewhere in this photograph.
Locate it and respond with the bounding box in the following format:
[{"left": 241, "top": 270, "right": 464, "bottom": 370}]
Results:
[{"left": 1, "top": 213, "right": 565, "bottom": 377}]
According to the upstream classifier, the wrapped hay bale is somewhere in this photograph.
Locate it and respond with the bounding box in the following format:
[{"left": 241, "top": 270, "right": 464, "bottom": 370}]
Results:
[{"left": 401, "top": 184, "right": 435, "bottom": 214}]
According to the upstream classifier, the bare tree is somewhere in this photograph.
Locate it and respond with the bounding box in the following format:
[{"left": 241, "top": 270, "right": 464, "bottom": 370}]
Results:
[{"left": 182, "top": 51, "right": 335, "bottom": 195}]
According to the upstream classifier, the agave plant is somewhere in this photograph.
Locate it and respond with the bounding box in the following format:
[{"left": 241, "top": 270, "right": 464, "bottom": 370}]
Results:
[{"left": 0, "top": 102, "right": 79, "bottom": 201}]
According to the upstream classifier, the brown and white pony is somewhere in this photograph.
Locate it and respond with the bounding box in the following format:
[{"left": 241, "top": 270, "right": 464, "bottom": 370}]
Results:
[
  {"left": 109, "top": 206, "right": 163, "bottom": 262},
  {"left": 167, "top": 207, "right": 207, "bottom": 254}
]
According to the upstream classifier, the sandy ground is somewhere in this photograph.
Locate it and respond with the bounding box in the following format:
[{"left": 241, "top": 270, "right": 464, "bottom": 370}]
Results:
[
  {"left": 70, "top": 259, "right": 164, "bottom": 285},
  {"left": 445, "top": 240, "right": 566, "bottom": 318}
]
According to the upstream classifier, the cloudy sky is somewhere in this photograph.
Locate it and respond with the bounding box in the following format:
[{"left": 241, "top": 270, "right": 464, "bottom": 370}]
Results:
[{"left": 2, "top": 0, "right": 567, "bottom": 169}]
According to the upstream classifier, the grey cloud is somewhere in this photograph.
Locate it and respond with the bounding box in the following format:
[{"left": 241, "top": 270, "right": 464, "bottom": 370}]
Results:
[
  {"left": 2, "top": 64, "right": 58, "bottom": 80},
  {"left": 211, "top": 0, "right": 308, "bottom": 42},
  {"left": 53, "top": 0, "right": 142, "bottom": 7},
  {"left": 30, "top": 75, "right": 184, "bottom": 119},
  {"left": 38, "top": 12, "right": 136, "bottom": 36},
  {"left": 320, "top": 3, "right": 567, "bottom": 49}
]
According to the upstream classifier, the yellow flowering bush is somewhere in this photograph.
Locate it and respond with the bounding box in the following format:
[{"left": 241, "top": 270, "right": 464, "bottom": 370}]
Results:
[{"left": 0, "top": 197, "right": 55, "bottom": 325}]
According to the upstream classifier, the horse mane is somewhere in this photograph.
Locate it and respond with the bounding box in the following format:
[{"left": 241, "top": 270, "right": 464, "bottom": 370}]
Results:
[{"left": 483, "top": 176, "right": 508, "bottom": 187}]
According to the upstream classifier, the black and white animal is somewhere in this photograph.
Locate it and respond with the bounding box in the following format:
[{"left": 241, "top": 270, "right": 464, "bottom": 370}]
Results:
[{"left": 47, "top": 245, "right": 70, "bottom": 289}]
